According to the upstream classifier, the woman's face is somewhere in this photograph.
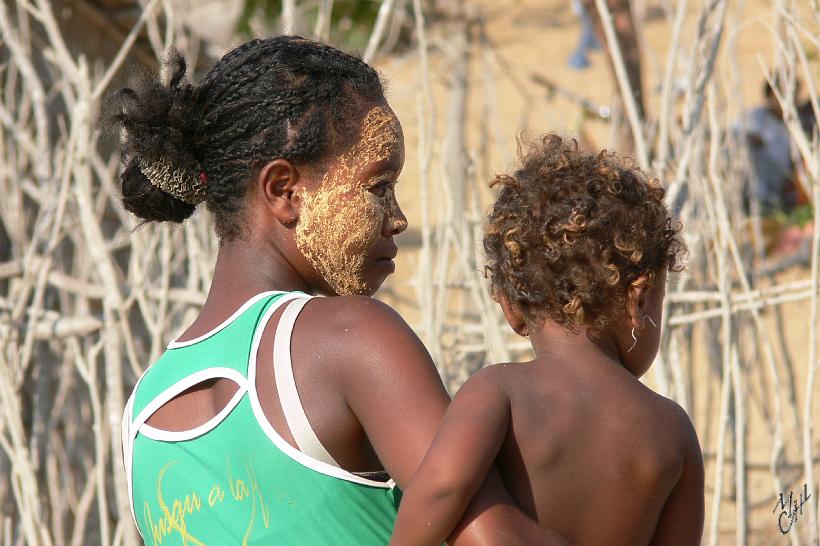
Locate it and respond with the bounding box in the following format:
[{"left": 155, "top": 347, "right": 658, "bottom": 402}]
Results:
[{"left": 295, "top": 105, "right": 407, "bottom": 295}]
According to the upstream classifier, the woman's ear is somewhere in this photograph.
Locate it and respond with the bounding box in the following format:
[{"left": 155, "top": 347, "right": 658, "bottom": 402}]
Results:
[
  {"left": 257, "top": 159, "right": 309, "bottom": 225},
  {"left": 497, "top": 292, "right": 529, "bottom": 337},
  {"left": 626, "top": 274, "right": 652, "bottom": 330}
]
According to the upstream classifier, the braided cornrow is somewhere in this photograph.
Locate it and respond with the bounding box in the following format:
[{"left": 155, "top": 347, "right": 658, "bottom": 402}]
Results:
[{"left": 106, "top": 36, "right": 385, "bottom": 239}]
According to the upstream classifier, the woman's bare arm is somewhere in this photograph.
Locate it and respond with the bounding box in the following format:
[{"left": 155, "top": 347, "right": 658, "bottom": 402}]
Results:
[{"left": 335, "top": 297, "right": 450, "bottom": 487}]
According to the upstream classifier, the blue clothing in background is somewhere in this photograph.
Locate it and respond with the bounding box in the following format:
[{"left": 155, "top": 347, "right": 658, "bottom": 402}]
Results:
[{"left": 568, "top": 0, "right": 601, "bottom": 70}]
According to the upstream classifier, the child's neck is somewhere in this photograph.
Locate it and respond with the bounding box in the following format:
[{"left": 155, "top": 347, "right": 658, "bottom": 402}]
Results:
[{"left": 529, "top": 319, "right": 622, "bottom": 369}]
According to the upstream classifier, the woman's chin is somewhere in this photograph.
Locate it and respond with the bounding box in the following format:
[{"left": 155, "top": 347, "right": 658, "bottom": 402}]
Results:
[
  {"left": 363, "top": 268, "right": 394, "bottom": 296},
  {"left": 318, "top": 264, "right": 395, "bottom": 297},
  {"left": 328, "top": 279, "right": 382, "bottom": 298}
]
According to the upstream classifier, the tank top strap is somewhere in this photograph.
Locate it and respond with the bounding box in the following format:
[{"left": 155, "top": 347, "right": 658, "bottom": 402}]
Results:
[{"left": 271, "top": 296, "right": 340, "bottom": 467}]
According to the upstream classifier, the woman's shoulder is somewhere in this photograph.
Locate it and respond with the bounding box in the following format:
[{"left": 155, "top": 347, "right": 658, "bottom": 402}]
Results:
[
  {"left": 302, "top": 295, "right": 413, "bottom": 338},
  {"left": 297, "top": 295, "right": 433, "bottom": 375}
]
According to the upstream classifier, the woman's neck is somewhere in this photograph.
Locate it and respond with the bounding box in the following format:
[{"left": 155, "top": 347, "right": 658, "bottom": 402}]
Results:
[
  {"left": 208, "top": 236, "right": 312, "bottom": 302},
  {"left": 173, "top": 236, "right": 314, "bottom": 342}
]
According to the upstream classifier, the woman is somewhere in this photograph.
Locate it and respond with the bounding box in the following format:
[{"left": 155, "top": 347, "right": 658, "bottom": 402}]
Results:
[{"left": 110, "top": 37, "right": 564, "bottom": 545}]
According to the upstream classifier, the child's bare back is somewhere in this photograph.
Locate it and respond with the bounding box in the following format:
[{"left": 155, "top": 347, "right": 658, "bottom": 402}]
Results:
[
  {"left": 489, "top": 345, "right": 701, "bottom": 544},
  {"left": 390, "top": 135, "right": 703, "bottom": 546}
]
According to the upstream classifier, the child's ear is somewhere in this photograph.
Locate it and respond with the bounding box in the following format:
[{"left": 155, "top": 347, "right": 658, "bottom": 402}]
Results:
[
  {"left": 497, "top": 292, "right": 529, "bottom": 337},
  {"left": 627, "top": 274, "right": 652, "bottom": 330}
]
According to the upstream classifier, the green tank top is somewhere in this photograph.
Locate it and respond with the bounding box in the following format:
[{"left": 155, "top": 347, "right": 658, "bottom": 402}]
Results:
[{"left": 122, "top": 291, "right": 400, "bottom": 545}]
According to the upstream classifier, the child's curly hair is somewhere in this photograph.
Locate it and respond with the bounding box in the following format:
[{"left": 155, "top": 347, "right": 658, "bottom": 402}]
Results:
[{"left": 484, "top": 134, "right": 686, "bottom": 334}]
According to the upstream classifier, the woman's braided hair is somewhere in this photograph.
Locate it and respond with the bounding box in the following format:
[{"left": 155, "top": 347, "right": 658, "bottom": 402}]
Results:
[
  {"left": 106, "top": 36, "right": 385, "bottom": 240},
  {"left": 484, "top": 134, "right": 686, "bottom": 334}
]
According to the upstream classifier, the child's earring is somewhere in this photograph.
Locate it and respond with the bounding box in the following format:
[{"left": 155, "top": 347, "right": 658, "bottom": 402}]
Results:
[{"left": 629, "top": 315, "right": 656, "bottom": 352}]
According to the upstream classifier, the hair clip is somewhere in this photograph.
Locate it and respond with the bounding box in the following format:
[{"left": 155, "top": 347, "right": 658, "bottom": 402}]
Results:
[{"left": 138, "top": 156, "right": 207, "bottom": 205}]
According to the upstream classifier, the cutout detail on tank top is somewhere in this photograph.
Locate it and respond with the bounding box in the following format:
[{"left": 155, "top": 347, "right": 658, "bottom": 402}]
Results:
[{"left": 139, "top": 380, "right": 245, "bottom": 442}]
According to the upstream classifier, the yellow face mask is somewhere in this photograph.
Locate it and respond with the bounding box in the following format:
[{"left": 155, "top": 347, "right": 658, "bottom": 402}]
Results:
[{"left": 295, "top": 105, "right": 406, "bottom": 295}]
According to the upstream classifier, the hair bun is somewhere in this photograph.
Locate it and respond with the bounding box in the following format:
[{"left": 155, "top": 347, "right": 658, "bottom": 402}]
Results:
[
  {"left": 105, "top": 49, "right": 204, "bottom": 223},
  {"left": 120, "top": 159, "right": 197, "bottom": 222}
]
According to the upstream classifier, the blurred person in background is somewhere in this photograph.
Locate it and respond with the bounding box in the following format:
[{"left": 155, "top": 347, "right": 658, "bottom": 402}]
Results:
[
  {"left": 738, "top": 78, "right": 815, "bottom": 256},
  {"left": 740, "top": 79, "right": 802, "bottom": 214}
]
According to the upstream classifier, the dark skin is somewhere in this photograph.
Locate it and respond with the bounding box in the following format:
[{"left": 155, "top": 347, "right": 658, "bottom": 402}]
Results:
[
  {"left": 145, "top": 105, "right": 567, "bottom": 546},
  {"left": 391, "top": 271, "right": 704, "bottom": 546}
]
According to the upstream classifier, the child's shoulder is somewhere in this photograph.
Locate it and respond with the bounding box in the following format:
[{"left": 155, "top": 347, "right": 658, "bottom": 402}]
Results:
[
  {"left": 631, "top": 381, "right": 695, "bottom": 433},
  {"left": 462, "top": 361, "right": 534, "bottom": 391},
  {"left": 451, "top": 361, "right": 533, "bottom": 406},
  {"left": 628, "top": 386, "right": 700, "bottom": 471},
  {"left": 458, "top": 360, "right": 570, "bottom": 418},
  {"left": 644, "top": 390, "right": 699, "bottom": 450},
  {"left": 457, "top": 362, "right": 513, "bottom": 394},
  {"left": 589, "top": 365, "right": 695, "bottom": 439}
]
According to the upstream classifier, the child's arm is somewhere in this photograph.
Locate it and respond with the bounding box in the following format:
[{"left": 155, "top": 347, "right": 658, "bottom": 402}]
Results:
[
  {"left": 649, "top": 411, "right": 705, "bottom": 545},
  {"left": 389, "top": 366, "right": 512, "bottom": 546}
]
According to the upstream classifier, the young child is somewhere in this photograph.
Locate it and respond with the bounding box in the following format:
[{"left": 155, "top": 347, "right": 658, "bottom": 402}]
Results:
[{"left": 390, "top": 134, "right": 703, "bottom": 546}]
